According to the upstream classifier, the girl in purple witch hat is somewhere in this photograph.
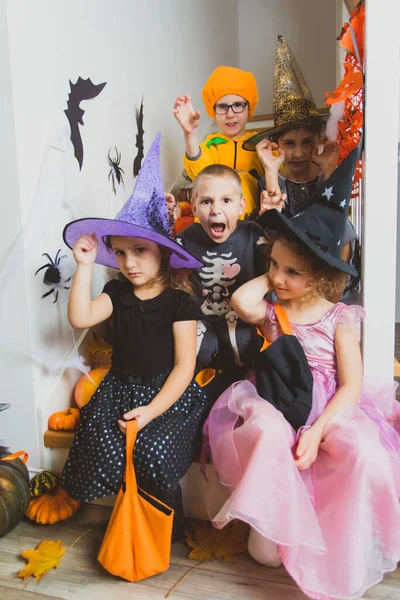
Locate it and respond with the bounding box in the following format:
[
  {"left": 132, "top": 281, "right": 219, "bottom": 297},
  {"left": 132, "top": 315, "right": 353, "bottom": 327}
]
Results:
[{"left": 61, "top": 135, "right": 207, "bottom": 545}]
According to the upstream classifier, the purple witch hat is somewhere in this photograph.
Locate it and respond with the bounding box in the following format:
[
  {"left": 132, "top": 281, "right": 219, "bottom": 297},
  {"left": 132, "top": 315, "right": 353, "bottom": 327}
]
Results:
[{"left": 63, "top": 134, "right": 202, "bottom": 269}]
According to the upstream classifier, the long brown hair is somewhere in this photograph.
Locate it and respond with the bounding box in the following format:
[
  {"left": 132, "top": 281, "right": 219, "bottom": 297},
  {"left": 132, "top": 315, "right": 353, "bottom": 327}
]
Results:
[
  {"left": 266, "top": 232, "right": 349, "bottom": 302},
  {"left": 103, "top": 236, "right": 193, "bottom": 295}
]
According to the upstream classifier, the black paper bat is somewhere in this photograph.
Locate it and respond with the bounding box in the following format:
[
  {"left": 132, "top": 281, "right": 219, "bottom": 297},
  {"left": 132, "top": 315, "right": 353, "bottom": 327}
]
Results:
[
  {"left": 133, "top": 96, "right": 144, "bottom": 177},
  {"left": 64, "top": 77, "right": 107, "bottom": 170}
]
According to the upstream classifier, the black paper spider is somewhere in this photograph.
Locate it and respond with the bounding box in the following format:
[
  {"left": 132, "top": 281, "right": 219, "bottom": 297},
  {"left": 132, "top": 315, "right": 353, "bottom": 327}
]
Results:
[
  {"left": 35, "top": 249, "right": 71, "bottom": 303},
  {"left": 107, "top": 146, "right": 125, "bottom": 194}
]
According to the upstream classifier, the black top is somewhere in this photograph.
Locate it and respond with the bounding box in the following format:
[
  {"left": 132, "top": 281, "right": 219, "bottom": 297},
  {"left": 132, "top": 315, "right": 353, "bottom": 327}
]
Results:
[
  {"left": 176, "top": 220, "right": 267, "bottom": 321},
  {"left": 259, "top": 172, "right": 323, "bottom": 217},
  {"left": 103, "top": 279, "right": 197, "bottom": 377}
]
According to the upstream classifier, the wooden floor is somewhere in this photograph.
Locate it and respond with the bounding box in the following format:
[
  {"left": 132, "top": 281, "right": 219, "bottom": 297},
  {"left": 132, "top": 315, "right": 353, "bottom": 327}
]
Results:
[{"left": 0, "top": 504, "right": 399, "bottom": 600}]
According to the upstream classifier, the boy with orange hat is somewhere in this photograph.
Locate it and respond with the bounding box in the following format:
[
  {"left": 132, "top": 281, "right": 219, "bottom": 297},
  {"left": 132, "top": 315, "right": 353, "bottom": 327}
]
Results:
[{"left": 174, "top": 66, "right": 267, "bottom": 219}]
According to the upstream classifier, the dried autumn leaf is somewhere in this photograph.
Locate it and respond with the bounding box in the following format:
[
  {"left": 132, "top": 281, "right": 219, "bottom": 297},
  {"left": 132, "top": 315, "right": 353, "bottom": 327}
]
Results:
[
  {"left": 86, "top": 335, "right": 112, "bottom": 357},
  {"left": 18, "top": 539, "right": 66, "bottom": 581},
  {"left": 185, "top": 519, "right": 249, "bottom": 562},
  {"left": 165, "top": 521, "right": 249, "bottom": 598}
]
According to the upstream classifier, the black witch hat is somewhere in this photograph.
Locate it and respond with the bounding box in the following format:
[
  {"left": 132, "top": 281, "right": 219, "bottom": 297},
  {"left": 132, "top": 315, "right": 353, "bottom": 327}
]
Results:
[{"left": 257, "top": 147, "right": 359, "bottom": 277}]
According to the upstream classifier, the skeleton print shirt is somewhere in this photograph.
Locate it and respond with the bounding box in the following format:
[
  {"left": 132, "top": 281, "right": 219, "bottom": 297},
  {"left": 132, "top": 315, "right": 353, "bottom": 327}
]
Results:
[{"left": 176, "top": 221, "right": 268, "bottom": 322}]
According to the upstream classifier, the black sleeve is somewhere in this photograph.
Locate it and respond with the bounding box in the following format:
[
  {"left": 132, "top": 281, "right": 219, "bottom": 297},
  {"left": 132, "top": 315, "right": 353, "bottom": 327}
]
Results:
[
  {"left": 173, "top": 291, "right": 198, "bottom": 322},
  {"left": 250, "top": 221, "right": 268, "bottom": 276},
  {"left": 102, "top": 279, "right": 122, "bottom": 306}
]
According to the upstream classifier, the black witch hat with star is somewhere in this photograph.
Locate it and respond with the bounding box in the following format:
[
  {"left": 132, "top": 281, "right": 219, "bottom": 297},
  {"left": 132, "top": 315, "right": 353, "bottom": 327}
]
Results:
[{"left": 257, "top": 147, "right": 359, "bottom": 277}]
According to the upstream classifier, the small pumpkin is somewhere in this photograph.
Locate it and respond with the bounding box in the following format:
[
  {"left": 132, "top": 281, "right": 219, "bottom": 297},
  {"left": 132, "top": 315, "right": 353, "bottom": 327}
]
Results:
[
  {"left": 0, "top": 447, "right": 30, "bottom": 538},
  {"left": 29, "top": 470, "right": 60, "bottom": 499},
  {"left": 48, "top": 408, "right": 80, "bottom": 431},
  {"left": 26, "top": 486, "right": 80, "bottom": 524},
  {"left": 175, "top": 201, "right": 195, "bottom": 235},
  {"left": 74, "top": 367, "right": 110, "bottom": 408}
]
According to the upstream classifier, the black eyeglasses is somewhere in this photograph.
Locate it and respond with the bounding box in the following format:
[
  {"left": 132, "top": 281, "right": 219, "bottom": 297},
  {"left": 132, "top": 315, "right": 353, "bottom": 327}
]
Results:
[{"left": 214, "top": 101, "right": 249, "bottom": 115}]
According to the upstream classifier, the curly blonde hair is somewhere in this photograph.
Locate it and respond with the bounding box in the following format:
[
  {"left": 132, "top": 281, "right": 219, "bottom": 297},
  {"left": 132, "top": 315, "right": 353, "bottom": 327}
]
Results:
[
  {"left": 103, "top": 236, "right": 193, "bottom": 295},
  {"left": 266, "top": 232, "right": 349, "bottom": 302}
]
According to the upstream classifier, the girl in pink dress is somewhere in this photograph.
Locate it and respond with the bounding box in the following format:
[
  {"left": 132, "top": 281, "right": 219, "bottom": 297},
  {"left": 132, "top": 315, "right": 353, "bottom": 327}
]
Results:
[{"left": 203, "top": 149, "right": 400, "bottom": 599}]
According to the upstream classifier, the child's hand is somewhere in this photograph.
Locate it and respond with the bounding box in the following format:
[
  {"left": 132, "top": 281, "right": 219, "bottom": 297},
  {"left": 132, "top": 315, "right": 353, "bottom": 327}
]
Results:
[
  {"left": 165, "top": 193, "right": 176, "bottom": 215},
  {"left": 312, "top": 138, "right": 339, "bottom": 178},
  {"left": 173, "top": 95, "right": 201, "bottom": 135},
  {"left": 73, "top": 234, "right": 98, "bottom": 266},
  {"left": 294, "top": 425, "right": 323, "bottom": 471},
  {"left": 259, "top": 189, "right": 286, "bottom": 216},
  {"left": 118, "top": 405, "right": 157, "bottom": 434},
  {"left": 256, "top": 140, "right": 285, "bottom": 173}
]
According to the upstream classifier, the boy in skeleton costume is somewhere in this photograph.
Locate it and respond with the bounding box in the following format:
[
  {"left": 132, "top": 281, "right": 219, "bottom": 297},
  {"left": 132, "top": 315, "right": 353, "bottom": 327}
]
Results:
[{"left": 176, "top": 165, "right": 269, "bottom": 391}]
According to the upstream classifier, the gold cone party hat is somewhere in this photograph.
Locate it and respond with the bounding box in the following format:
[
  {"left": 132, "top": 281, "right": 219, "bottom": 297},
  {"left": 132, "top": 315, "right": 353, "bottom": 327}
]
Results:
[{"left": 243, "top": 35, "right": 327, "bottom": 150}]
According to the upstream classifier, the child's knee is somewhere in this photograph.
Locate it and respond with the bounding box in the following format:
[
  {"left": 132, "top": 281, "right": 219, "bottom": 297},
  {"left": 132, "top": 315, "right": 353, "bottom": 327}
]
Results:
[{"left": 325, "top": 417, "right": 390, "bottom": 475}]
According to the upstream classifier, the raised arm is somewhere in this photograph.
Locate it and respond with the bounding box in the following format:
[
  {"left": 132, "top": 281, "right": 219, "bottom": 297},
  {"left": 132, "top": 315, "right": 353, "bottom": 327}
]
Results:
[
  {"left": 256, "top": 140, "right": 284, "bottom": 191},
  {"left": 312, "top": 138, "right": 340, "bottom": 180},
  {"left": 118, "top": 319, "right": 197, "bottom": 432},
  {"left": 231, "top": 274, "right": 271, "bottom": 325},
  {"left": 257, "top": 140, "right": 286, "bottom": 215},
  {"left": 173, "top": 94, "right": 201, "bottom": 158},
  {"left": 68, "top": 234, "right": 113, "bottom": 329}
]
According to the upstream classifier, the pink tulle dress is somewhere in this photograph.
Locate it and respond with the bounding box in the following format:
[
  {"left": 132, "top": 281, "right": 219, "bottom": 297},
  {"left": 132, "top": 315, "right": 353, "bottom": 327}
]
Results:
[{"left": 203, "top": 302, "right": 400, "bottom": 600}]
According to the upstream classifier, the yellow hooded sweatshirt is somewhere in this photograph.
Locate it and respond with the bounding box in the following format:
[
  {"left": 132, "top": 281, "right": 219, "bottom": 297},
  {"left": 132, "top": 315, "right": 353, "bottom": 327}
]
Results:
[{"left": 183, "top": 130, "right": 263, "bottom": 219}]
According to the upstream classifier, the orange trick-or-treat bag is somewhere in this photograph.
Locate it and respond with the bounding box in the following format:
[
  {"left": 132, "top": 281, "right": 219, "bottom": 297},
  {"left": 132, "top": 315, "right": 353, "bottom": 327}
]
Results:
[{"left": 98, "top": 419, "right": 174, "bottom": 581}]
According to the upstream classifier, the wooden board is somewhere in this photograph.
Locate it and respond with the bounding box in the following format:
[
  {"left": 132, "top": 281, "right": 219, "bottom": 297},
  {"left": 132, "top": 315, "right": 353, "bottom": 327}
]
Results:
[{"left": 43, "top": 430, "right": 75, "bottom": 449}]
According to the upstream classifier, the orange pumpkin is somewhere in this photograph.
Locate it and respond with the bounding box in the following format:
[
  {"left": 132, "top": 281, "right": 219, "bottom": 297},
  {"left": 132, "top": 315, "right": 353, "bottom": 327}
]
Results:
[
  {"left": 175, "top": 201, "right": 195, "bottom": 235},
  {"left": 48, "top": 408, "right": 80, "bottom": 431},
  {"left": 74, "top": 367, "right": 110, "bottom": 408},
  {"left": 178, "top": 201, "right": 192, "bottom": 217},
  {"left": 26, "top": 486, "right": 80, "bottom": 524}
]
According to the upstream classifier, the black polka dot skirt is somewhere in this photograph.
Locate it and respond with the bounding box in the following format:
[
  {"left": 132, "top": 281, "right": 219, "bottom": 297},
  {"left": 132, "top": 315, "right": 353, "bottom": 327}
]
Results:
[{"left": 61, "top": 369, "right": 208, "bottom": 502}]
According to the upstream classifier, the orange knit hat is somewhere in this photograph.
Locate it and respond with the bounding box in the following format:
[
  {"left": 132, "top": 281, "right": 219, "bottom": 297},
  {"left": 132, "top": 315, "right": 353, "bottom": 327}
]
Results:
[{"left": 202, "top": 66, "right": 258, "bottom": 119}]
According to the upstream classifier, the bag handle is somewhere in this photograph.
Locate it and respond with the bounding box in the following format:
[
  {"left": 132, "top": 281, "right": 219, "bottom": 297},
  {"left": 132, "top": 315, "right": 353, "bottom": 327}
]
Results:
[
  {"left": 274, "top": 304, "right": 293, "bottom": 335},
  {"left": 1, "top": 450, "right": 29, "bottom": 464},
  {"left": 257, "top": 303, "right": 293, "bottom": 352},
  {"left": 124, "top": 419, "right": 138, "bottom": 491}
]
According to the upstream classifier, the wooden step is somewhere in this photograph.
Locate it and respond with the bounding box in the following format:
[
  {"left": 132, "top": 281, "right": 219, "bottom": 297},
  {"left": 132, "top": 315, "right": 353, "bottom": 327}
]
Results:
[
  {"left": 44, "top": 429, "right": 75, "bottom": 448},
  {"left": 43, "top": 429, "right": 206, "bottom": 463}
]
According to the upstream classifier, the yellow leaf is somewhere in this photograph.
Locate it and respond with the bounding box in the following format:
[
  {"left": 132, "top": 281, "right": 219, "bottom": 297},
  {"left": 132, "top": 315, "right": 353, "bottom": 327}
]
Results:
[
  {"left": 18, "top": 539, "right": 66, "bottom": 581},
  {"left": 185, "top": 519, "right": 249, "bottom": 562},
  {"left": 86, "top": 335, "right": 112, "bottom": 357}
]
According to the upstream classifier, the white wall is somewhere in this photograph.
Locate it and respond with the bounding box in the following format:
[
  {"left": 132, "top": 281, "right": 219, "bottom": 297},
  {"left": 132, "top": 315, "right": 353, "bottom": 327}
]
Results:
[
  {"left": 1, "top": 0, "right": 238, "bottom": 467},
  {"left": 396, "top": 162, "right": 400, "bottom": 323},
  {"left": 362, "top": 0, "right": 399, "bottom": 378},
  {"left": 0, "top": 0, "right": 38, "bottom": 462},
  {"left": 238, "top": 0, "right": 337, "bottom": 115},
  {"left": 396, "top": 73, "right": 400, "bottom": 323}
]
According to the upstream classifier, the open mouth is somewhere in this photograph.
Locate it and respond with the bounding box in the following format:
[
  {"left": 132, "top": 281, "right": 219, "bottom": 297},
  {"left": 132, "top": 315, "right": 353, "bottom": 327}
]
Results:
[{"left": 210, "top": 223, "right": 226, "bottom": 237}]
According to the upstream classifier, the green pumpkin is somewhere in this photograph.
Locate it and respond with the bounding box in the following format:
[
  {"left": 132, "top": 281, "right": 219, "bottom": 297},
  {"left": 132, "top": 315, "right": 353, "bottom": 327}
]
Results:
[
  {"left": 0, "top": 446, "right": 30, "bottom": 538},
  {"left": 29, "top": 470, "right": 60, "bottom": 498}
]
